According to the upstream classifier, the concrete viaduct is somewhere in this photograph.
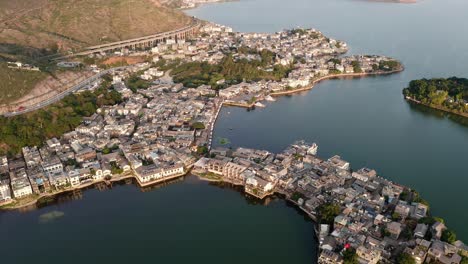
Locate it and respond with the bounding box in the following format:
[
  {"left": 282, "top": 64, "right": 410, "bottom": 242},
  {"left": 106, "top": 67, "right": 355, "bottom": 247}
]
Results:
[{"left": 60, "top": 22, "right": 201, "bottom": 58}]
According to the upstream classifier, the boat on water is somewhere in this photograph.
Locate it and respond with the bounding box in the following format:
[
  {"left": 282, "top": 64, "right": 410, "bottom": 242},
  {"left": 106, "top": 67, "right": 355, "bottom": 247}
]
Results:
[
  {"left": 265, "top": 95, "right": 276, "bottom": 102},
  {"left": 255, "top": 102, "right": 266, "bottom": 107}
]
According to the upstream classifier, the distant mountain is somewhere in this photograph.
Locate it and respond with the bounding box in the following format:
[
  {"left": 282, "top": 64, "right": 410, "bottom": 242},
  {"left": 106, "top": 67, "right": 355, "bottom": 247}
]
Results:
[{"left": 0, "top": 0, "right": 192, "bottom": 59}]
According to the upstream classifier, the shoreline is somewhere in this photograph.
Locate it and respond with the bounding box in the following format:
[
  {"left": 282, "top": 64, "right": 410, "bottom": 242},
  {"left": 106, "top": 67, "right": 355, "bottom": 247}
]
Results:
[
  {"left": 178, "top": 0, "right": 238, "bottom": 10},
  {"left": 192, "top": 172, "right": 319, "bottom": 222},
  {"left": 0, "top": 66, "right": 406, "bottom": 210},
  {"left": 220, "top": 68, "right": 404, "bottom": 109},
  {"left": 0, "top": 172, "right": 189, "bottom": 210},
  {"left": 405, "top": 96, "right": 468, "bottom": 118},
  {"left": 271, "top": 68, "right": 404, "bottom": 96},
  {"left": 192, "top": 172, "right": 320, "bottom": 233}
]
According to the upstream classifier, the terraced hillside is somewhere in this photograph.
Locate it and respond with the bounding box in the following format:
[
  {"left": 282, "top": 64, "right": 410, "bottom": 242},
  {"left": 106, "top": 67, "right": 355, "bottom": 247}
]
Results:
[{"left": 0, "top": 0, "right": 192, "bottom": 55}]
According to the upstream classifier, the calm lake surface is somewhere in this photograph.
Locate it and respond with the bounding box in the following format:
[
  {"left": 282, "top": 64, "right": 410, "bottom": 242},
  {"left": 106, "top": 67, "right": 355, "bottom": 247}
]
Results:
[
  {"left": 187, "top": 0, "right": 468, "bottom": 239},
  {"left": 0, "top": 177, "right": 317, "bottom": 263},
  {"left": 1, "top": 1, "right": 468, "bottom": 262}
]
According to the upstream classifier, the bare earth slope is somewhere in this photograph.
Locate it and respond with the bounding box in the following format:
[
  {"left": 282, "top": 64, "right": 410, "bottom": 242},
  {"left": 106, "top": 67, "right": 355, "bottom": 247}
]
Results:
[
  {"left": 0, "top": 0, "right": 192, "bottom": 53},
  {"left": 0, "top": 0, "right": 191, "bottom": 106}
]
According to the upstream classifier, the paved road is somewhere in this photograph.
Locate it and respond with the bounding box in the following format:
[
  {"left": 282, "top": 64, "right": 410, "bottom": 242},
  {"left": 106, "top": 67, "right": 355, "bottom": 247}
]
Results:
[
  {"left": 3, "top": 66, "right": 129, "bottom": 117},
  {"left": 56, "top": 22, "right": 200, "bottom": 59}
]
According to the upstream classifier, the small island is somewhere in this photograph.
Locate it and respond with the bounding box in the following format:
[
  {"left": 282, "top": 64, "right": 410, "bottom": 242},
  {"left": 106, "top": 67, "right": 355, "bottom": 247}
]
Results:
[{"left": 403, "top": 77, "right": 468, "bottom": 117}]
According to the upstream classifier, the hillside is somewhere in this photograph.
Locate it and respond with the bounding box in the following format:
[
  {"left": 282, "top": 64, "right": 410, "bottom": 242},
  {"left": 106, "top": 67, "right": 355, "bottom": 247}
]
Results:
[
  {"left": 0, "top": 0, "right": 192, "bottom": 106},
  {"left": 0, "top": 62, "right": 49, "bottom": 105},
  {"left": 0, "top": 0, "right": 192, "bottom": 57}
]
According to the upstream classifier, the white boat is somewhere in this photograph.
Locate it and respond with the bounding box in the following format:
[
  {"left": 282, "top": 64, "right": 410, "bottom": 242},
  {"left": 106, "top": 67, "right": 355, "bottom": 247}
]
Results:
[
  {"left": 255, "top": 102, "right": 266, "bottom": 107},
  {"left": 307, "top": 143, "right": 318, "bottom": 155},
  {"left": 265, "top": 95, "right": 276, "bottom": 102}
]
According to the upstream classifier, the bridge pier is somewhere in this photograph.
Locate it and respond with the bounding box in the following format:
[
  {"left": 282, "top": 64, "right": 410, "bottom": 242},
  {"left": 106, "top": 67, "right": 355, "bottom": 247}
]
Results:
[{"left": 61, "top": 23, "right": 201, "bottom": 58}]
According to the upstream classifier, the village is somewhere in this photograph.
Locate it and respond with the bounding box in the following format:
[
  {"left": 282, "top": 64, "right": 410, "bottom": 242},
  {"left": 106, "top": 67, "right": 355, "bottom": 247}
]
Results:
[
  {"left": 0, "top": 23, "right": 457, "bottom": 264},
  {"left": 192, "top": 142, "right": 468, "bottom": 264}
]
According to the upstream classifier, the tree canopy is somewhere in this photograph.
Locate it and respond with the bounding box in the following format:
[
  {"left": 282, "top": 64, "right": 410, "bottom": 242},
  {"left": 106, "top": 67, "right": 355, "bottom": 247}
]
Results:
[
  {"left": 343, "top": 248, "right": 359, "bottom": 264},
  {"left": 0, "top": 80, "right": 121, "bottom": 155},
  {"left": 170, "top": 49, "right": 291, "bottom": 89},
  {"left": 397, "top": 253, "right": 416, "bottom": 264},
  {"left": 318, "top": 203, "right": 341, "bottom": 225},
  {"left": 441, "top": 229, "right": 457, "bottom": 244},
  {"left": 403, "top": 77, "right": 468, "bottom": 114}
]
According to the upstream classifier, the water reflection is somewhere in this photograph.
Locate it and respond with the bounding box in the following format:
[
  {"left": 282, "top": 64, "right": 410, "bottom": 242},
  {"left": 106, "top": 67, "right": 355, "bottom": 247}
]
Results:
[
  {"left": 29, "top": 176, "right": 186, "bottom": 211},
  {"left": 19, "top": 174, "right": 315, "bottom": 227},
  {"left": 407, "top": 101, "right": 468, "bottom": 127}
]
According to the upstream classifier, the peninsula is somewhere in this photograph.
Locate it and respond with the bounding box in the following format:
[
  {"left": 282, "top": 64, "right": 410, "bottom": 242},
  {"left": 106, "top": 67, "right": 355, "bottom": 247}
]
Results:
[
  {"left": 1, "top": 21, "right": 464, "bottom": 264},
  {"left": 403, "top": 77, "right": 468, "bottom": 118}
]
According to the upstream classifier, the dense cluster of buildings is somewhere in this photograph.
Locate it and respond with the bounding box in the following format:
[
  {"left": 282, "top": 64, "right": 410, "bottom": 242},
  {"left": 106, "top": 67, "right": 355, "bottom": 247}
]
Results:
[
  {"left": 193, "top": 142, "right": 468, "bottom": 264},
  {"left": 0, "top": 75, "right": 222, "bottom": 204},
  {"left": 123, "top": 23, "right": 399, "bottom": 107},
  {"left": 94, "top": 23, "right": 400, "bottom": 108},
  {"left": 1, "top": 22, "right": 451, "bottom": 264}
]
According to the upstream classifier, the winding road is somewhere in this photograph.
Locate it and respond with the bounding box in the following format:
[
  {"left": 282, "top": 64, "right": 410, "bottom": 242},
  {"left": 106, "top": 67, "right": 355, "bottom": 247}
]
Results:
[{"left": 2, "top": 66, "right": 128, "bottom": 117}]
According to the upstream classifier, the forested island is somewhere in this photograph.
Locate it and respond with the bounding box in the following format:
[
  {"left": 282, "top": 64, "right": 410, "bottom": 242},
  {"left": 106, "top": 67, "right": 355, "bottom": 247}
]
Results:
[{"left": 403, "top": 77, "right": 468, "bottom": 117}]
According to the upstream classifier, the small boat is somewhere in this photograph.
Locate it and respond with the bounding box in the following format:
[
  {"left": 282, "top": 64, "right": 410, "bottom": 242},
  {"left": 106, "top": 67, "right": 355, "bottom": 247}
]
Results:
[
  {"left": 265, "top": 95, "right": 276, "bottom": 102},
  {"left": 255, "top": 102, "right": 266, "bottom": 108}
]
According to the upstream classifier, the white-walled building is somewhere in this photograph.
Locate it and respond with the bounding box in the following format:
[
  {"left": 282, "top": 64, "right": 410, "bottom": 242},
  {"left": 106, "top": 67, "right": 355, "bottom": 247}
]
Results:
[
  {"left": 0, "top": 180, "right": 12, "bottom": 203},
  {"left": 135, "top": 164, "right": 185, "bottom": 184}
]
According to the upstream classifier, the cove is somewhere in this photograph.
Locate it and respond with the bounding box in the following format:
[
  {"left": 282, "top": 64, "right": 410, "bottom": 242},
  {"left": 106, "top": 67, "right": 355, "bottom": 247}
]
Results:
[
  {"left": 0, "top": 176, "right": 317, "bottom": 264},
  {"left": 187, "top": 0, "right": 468, "bottom": 240}
]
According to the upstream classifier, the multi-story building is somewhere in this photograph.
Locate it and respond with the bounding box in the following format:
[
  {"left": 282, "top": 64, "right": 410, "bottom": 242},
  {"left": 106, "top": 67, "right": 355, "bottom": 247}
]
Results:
[
  {"left": 135, "top": 164, "right": 185, "bottom": 184},
  {"left": 42, "top": 157, "right": 63, "bottom": 175},
  {"left": 10, "top": 170, "right": 33, "bottom": 199},
  {"left": 0, "top": 180, "right": 12, "bottom": 203}
]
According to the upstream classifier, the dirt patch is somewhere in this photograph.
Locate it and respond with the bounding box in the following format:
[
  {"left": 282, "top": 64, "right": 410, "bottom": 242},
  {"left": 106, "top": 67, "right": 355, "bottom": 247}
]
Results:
[{"left": 101, "top": 56, "right": 147, "bottom": 66}]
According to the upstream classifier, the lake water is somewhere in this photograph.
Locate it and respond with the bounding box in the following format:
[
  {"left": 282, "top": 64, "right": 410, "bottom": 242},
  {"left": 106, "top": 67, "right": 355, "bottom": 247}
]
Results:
[
  {"left": 187, "top": 0, "right": 468, "bottom": 239},
  {"left": 0, "top": 177, "right": 317, "bottom": 264},
  {"left": 1, "top": 1, "right": 468, "bottom": 262}
]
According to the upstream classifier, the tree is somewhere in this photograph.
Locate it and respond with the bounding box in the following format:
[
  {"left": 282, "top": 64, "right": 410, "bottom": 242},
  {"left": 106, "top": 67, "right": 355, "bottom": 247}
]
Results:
[
  {"left": 192, "top": 122, "right": 205, "bottom": 130},
  {"left": 343, "top": 248, "right": 359, "bottom": 264},
  {"left": 197, "top": 146, "right": 208, "bottom": 155},
  {"left": 392, "top": 212, "right": 401, "bottom": 221},
  {"left": 351, "top": 61, "right": 362, "bottom": 73},
  {"left": 461, "top": 256, "right": 468, "bottom": 264},
  {"left": 397, "top": 253, "right": 416, "bottom": 264},
  {"left": 318, "top": 203, "right": 341, "bottom": 224},
  {"left": 441, "top": 229, "right": 457, "bottom": 244}
]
